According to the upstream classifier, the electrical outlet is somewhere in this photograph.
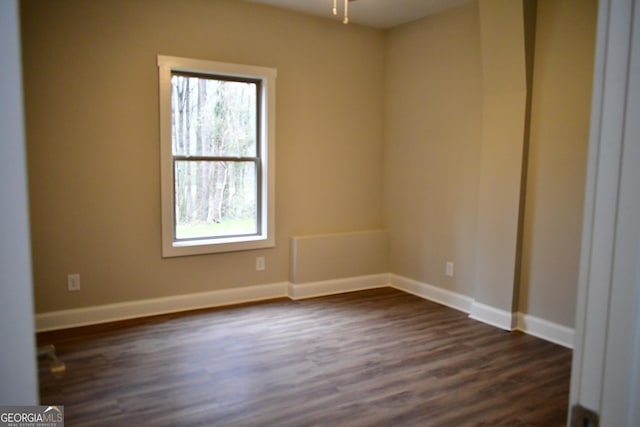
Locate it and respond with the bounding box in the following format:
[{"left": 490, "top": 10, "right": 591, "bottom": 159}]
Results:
[
  {"left": 256, "top": 256, "right": 265, "bottom": 271},
  {"left": 67, "top": 274, "right": 81, "bottom": 291},
  {"left": 446, "top": 262, "right": 454, "bottom": 277}
]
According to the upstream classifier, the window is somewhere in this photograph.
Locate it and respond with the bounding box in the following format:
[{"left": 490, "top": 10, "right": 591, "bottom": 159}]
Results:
[{"left": 157, "top": 56, "right": 276, "bottom": 257}]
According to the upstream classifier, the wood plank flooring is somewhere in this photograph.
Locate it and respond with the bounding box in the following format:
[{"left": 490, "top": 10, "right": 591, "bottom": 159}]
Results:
[{"left": 37, "top": 288, "right": 572, "bottom": 426}]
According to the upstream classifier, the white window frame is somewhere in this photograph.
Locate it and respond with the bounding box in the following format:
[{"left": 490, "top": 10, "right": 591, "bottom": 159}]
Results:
[{"left": 157, "top": 55, "right": 276, "bottom": 257}]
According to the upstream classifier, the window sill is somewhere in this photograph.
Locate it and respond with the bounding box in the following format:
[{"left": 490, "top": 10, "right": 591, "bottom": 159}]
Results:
[{"left": 162, "top": 234, "right": 275, "bottom": 258}]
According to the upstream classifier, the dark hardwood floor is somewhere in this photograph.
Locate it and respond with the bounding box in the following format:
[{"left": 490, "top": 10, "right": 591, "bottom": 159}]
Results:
[{"left": 37, "top": 288, "right": 572, "bottom": 426}]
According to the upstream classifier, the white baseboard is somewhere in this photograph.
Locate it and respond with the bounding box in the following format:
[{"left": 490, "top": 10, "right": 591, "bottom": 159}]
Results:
[
  {"left": 390, "top": 274, "right": 474, "bottom": 313},
  {"left": 469, "top": 301, "right": 517, "bottom": 331},
  {"left": 516, "top": 313, "right": 574, "bottom": 349},
  {"left": 35, "top": 275, "right": 389, "bottom": 332},
  {"left": 288, "top": 274, "right": 390, "bottom": 300},
  {"left": 35, "top": 274, "right": 574, "bottom": 349},
  {"left": 35, "top": 282, "right": 290, "bottom": 332}
]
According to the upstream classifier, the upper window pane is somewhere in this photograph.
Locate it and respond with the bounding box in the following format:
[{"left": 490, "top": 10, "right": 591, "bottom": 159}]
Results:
[{"left": 171, "top": 72, "right": 258, "bottom": 157}]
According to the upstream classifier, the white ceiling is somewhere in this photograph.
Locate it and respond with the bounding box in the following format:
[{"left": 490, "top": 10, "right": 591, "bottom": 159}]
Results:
[{"left": 244, "top": 0, "right": 472, "bottom": 29}]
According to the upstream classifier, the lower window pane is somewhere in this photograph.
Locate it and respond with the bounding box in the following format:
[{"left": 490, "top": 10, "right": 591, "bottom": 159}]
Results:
[{"left": 174, "top": 160, "right": 257, "bottom": 240}]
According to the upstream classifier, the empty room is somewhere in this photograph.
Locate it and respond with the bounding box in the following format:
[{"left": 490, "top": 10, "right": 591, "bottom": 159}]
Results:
[{"left": 6, "top": 0, "right": 640, "bottom": 425}]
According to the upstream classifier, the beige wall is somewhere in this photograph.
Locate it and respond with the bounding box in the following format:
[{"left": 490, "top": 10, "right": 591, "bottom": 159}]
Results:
[
  {"left": 473, "top": 0, "right": 528, "bottom": 313},
  {"left": 290, "top": 230, "right": 388, "bottom": 283},
  {"left": 21, "top": 0, "right": 385, "bottom": 312},
  {"left": 384, "top": 0, "right": 596, "bottom": 328},
  {"left": 384, "top": 3, "right": 483, "bottom": 297},
  {"left": 519, "top": 0, "right": 597, "bottom": 327},
  {"left": 22, "top": 0, "right": 597, "bottom": 330}
]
